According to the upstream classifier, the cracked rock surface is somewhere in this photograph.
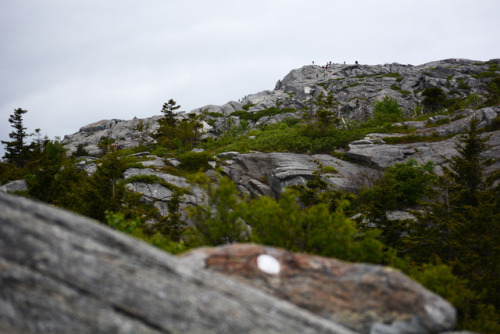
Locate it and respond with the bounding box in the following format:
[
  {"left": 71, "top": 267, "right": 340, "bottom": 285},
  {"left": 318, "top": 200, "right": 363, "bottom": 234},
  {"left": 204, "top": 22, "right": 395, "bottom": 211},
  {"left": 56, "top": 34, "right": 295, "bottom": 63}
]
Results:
[{"left": 0, "top": 192, "right": 355, "bottom": 334}]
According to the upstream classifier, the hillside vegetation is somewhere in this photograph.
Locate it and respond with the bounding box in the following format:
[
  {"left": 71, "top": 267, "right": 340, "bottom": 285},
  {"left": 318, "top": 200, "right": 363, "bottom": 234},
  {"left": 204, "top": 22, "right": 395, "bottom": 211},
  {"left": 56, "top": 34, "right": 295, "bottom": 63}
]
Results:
[{"left": 1, "top": 59, "right": 499, "bottom": 332}]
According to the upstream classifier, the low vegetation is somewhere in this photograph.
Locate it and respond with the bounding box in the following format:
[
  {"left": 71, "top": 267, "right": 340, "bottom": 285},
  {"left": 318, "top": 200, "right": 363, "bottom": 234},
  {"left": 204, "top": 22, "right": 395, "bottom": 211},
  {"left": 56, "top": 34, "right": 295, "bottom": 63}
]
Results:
[{"left": 1, "top": 78, "right": 499, "bottom": 332}]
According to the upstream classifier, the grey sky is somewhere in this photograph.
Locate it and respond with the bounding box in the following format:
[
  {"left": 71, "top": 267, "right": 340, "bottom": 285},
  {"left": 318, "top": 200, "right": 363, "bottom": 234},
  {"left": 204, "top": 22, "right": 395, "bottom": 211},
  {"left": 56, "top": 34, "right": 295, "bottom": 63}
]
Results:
[{"left": 1, "top": 0, "right": 499, "bottom": 157}]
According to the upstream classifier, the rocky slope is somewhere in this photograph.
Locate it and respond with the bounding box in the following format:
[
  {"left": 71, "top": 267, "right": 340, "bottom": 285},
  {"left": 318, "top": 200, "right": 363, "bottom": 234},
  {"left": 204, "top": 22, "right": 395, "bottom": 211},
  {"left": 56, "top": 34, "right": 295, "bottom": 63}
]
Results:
[
  {"left": 62, "top": 58, "right": 500, "bottom": 153},
  {"left": 1, "top": 59, "right": 498, "bottom": 333},
  {"left": 55, "top": 58, "right": 500, "bottom": 217},
  {"left": 0, "top": 192, "right": 456, "bottom": 334}
]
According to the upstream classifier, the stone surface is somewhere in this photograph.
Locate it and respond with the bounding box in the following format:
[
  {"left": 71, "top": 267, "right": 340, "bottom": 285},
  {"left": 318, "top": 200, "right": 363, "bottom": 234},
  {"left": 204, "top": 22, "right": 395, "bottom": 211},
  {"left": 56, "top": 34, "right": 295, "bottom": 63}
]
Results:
[
  {"left": 61, "top": 59, "right": 499, "bottom": 156},
  {"left": 0, "top": 192, "right": 355, "bottom": 334},
  {"left": 125, "top": 182, "right": 174, "bottom": 201},
  {"left": 346, "top": 130, "right": 500, "bottom": 174},
  {"left": 0, "top": 179, "right": 28, "bottom": 193},
  {"left": 430, "top": 107, "right": 499, "bottom": 137},
  {"left": 182, "top": 243, "right": 457, "bottom": 334},
  {"left": 222, "top": 152, "right": 379, "bottom": 197},
  {"left": 123, "top": 167, "right": 206, "bottom": 221}
]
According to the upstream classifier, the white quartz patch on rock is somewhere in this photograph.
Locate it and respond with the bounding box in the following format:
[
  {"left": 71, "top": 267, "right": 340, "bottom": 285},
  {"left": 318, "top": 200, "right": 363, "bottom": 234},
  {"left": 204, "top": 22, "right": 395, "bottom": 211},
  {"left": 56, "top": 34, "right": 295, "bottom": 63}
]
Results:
[{"left": 257, "top": 254, "right": 281, "bottom": 275}]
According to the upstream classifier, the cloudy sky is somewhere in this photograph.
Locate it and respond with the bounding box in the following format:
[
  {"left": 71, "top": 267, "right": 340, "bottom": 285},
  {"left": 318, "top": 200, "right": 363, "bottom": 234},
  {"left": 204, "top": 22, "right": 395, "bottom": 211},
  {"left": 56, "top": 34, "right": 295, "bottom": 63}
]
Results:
[{"left": 1, "top": 0, "right": 499, "bottom": 156}]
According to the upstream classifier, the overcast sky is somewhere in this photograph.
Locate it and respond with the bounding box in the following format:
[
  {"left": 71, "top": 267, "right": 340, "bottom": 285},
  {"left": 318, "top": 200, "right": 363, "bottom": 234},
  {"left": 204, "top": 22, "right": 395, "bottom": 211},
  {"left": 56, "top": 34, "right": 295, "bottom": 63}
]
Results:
[{"left": 1, "top": 0, "right": 499, "bottom": 157}]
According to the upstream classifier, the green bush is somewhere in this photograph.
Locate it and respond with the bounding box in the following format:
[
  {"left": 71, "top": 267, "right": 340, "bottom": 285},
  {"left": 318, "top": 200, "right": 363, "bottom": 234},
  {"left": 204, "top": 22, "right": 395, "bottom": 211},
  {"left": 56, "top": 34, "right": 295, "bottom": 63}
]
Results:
[
  {"left": 320, "top": 166, "right": 338, "bottom": 174},
  {"left": 177, "top": 151, "right": 213, "bottom": 172},
  {"left": 125, "top": 174, "right": 185, "bottom": 194},
  {"left": 361, "top": 159, "right": 436, "bottom": 209},
  {"left": 242, "top": 103, "right": 255, "bottom": 111},
  {"left": 244, "top": 192, "right": 384, "bottom": 263},
  {"left": 105, "top": 211, "right": 186, "bottom": 254},
  {"left": 373, "top": 96, "right": 403, "bottom": 122},
  {"left": 422, "top": 87, "right": 447, "bottom": 112},
  {"left": 382, "top": 72, "right": 402, "bottom": 79},
  {"left": 187, "top": 174, "right": 249, "bottom": 246}
]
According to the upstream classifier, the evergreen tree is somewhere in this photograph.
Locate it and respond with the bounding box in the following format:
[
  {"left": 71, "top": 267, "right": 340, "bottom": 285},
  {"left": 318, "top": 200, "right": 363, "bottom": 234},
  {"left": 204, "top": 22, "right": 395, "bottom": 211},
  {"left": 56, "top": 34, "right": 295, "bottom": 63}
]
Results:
[
  {"left": 159, "top": 99, "right": 180, "bottom": 128},
  {"left": 155, "top": 100, "right": 204, "bottom": 151},
  {"left": 27, "top": 140, "right": 66, "bottom": 202},
  {"left": 422, "top": 87, "right": 447, "bottom": 112},
  {"left": 404, "top": 119, "right": 499, "bottom": 324},
  {"left": 133, "top": 119, "right": 151, "bottom": 149},
  {"left": 444, "top": 118, "right": 492, "bottom": 206},
  {"left": 2, "top": 108, "right": 30, "bottom": 167},
  {"left": 358, "top": 159, "right": 436, "bottom": 249},
  {"left": 187, "top": 173, "right": 249, "bottom": 246}
]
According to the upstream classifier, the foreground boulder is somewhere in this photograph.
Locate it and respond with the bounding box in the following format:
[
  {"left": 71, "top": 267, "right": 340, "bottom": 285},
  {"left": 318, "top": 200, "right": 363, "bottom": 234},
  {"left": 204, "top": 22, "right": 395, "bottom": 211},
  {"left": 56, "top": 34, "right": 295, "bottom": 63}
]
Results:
[
  {"left": 0, "top": 179, "right": 27, "bottom": 193},
  {"left": 182, "top": 244, "right": 457, "bottom": 334},
  {"left": 0, "top": 192, "right": 355, "bottom": 334}
]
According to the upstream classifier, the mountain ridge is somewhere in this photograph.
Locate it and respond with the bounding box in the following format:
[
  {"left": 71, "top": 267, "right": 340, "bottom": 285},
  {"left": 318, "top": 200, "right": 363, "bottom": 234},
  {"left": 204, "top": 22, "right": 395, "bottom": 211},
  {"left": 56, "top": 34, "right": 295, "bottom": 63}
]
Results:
[{"left": 2, "top": 58, "right": 499, "bottom": 333}]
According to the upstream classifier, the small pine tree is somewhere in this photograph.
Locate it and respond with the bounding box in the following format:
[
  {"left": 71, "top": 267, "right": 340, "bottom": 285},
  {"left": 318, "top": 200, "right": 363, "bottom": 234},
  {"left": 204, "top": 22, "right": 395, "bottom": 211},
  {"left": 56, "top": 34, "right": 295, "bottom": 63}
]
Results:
[
  {"left": 2, "top": 108, "right": 29, "bottom": 167},
  {"left": 134, "top": 119, "right": 151, "bottom": 149},
  {"left": 159, "top": 99, "right": 181, "bottom": 127},
  {"left": 443, "top": 117, "right": 491, "bottom": 206},
  {"left": 422, "top": 87, "right": 447, "bottom": 112}
]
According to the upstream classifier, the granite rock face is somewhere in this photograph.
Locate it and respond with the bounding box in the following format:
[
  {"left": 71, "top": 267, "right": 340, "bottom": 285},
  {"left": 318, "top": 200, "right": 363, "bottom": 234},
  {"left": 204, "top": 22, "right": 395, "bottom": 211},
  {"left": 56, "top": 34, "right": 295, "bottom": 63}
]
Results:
[
  {"left": 52, "top": 59, "right": 500, "bottom": 222},
  {"left": 61, "top": 59, "right": 500, "bottom": 156},
  {"left": 346, "top": 127, "right": 500, "bottom": 173},
  {"left": 123, "top": 167, "right": 206, "bottom": 221},
  {"left": 182, "top": 243, "right": 457, "bottom": 334},
  {"left": 0, "top": 179, "right": 28, "bottom": 193},
  {"left": 221, "top": 152, "right": 379, "bottom": 198},
  {"left": 0, "top": 192, "right": 356, "bottom": 334}
]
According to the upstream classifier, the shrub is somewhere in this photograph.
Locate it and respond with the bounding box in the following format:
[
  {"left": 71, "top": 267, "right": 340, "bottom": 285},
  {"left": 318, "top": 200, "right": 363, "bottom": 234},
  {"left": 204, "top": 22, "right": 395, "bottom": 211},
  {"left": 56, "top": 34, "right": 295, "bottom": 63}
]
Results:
[
  {"left": 242, "top": 103, "right": 255, "bottom": 111},
  {"left": 244, "top": 192, "right": 384, "bottom": 263},
  {"left": 373, "top": 96, "right": 402, "bottom": 121},
  {"left": 177, "top": 151, "right": 213, "bottom": 172},
  {"left": 320, "top": 166, "right": 338, "bottom": 174},
  {"left": 105, "top": 211, "right": 186, "bottom": 254},
  {"left": 187, "top": 174, "right": 249, "bottom": 246},
  {"left": 74, "top": 144, "right": 89, "bottom": 157},
  {"left": 422, "top": 87, "right": 447, "bottom": 112}
]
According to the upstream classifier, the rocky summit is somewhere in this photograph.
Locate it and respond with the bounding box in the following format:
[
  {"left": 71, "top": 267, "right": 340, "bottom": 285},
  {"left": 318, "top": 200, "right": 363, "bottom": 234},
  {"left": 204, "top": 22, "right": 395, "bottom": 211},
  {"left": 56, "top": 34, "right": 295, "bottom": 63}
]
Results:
[{"left": 58, "top": 58, "right": 500, "bottom": 215}]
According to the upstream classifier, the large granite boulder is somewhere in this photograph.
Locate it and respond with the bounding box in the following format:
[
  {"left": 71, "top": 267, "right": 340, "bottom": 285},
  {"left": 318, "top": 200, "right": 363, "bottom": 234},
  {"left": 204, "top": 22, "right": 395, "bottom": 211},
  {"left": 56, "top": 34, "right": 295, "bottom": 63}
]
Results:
[
  {"left": 123, "top": 167, "right": 206, "bottom": 219},
  {"left": 346, "top": 130, "right": 500, "bottom": 173},
  {"left": 0, "top": 192, "right": 355, "bottom": 334},
  {"left": 221, "top": 152, "right": 379, "bottom": 197},
  {"left": 0, "top": 179, "right": 27, "bottom": 193},
  {"left": 182, "top": 244, "right": 457, "bottom": 334}
]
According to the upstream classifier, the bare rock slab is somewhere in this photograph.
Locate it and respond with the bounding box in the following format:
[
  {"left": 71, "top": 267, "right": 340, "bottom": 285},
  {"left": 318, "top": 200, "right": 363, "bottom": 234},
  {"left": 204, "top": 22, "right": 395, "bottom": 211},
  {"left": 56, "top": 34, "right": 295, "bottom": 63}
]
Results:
[
  {"left": 0, "top": 192, "right": 355, "bottom": 334},
  {"left": 182, "top": 243, "right": 457, "bottom": 334}
]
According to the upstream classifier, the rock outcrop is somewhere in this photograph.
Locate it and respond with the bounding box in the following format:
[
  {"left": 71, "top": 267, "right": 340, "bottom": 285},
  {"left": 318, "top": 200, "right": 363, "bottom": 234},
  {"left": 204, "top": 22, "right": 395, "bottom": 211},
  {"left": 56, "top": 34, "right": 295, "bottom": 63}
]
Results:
[
  {"left": 0, "top": 192, "right": 357, "bottom": 334},
  {"left": 62, "top": 59, "right": 500, "bottom": 155},
  {"left": 346, "top": 106, "right": 500, "bottom": 172},
  {"left": 182, "top": 243, "right": 457, "bottom": 334},
  {"left": 54, "top": 58, "right": 500, "bottom": 222},
  {"left": 221, "top": 152, "right": 379, "bottom": 198},
  {"left": 0, "top": 179, "right": 27, "bottom": 193}
]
